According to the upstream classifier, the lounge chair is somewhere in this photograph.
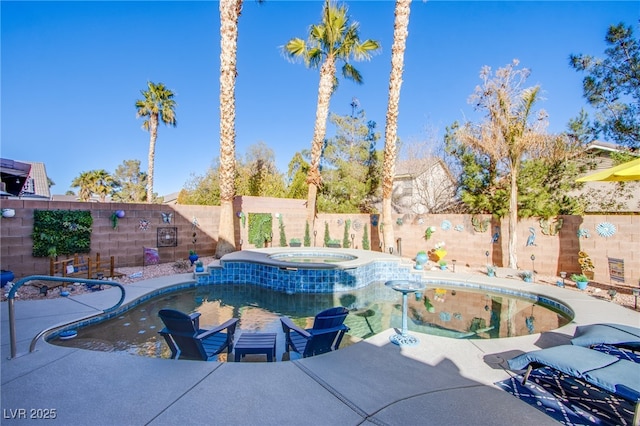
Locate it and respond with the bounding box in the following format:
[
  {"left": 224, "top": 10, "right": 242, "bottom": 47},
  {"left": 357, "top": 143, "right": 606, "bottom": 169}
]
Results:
[
  {"left": 508, "top": 345, "right": 640, "bottom": 425},
  {"left": 280, "top": 307, "right": 350, "bottom": 358},
  {"left": 158, "top": 309, "right": 239, "bottom": 361},
  {"left": 571, "top": 323, "right": 640, "bottom": 351}
]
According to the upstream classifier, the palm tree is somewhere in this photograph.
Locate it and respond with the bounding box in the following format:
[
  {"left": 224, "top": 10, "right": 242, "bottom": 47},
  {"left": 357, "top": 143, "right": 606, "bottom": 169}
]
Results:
[
  {"left": 381, "top": 0, "right": 411, "bottom": 253},
  {"left": 71, "top": 171, "right": 95, "bottom": 201},
  {"left": 215, "top": 0, "right": 243, "bottom": 258},
  {"left": 284, "top": 0, "right": 379, "bottom": 230},
  {"left": 89, "top": 169, "right": 116, "bottom": 202},
  {"left": 135, "top": 81, "right": 177, "bottom": 203},
  {"left": 454, "top": 60, "right": 549, "bottom": 268},
  {"left": 70, "top": 169, "right": 116, "bottom": 201}
]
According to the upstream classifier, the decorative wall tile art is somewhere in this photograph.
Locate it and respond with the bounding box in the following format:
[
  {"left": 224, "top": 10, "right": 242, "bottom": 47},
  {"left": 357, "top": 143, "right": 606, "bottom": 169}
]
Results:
[
  {"left": 526, "top": 227, "right": 536, "bottom": 246},
  {"left": 596, "top": 222, "right": 616, "bottom": 238},
  {"left": 491, "top": 226, "right": 500, "bottom": 243},
  {"left": 577, "top": 228, "right": 591, "bottom": 239},
  {"left": 539, "top": 217, "right": 563, "bottom": 236},
  {"left": 161, "top": 212, "right": 173, "bottom": 224},
  {"left": 471, "top": 215, "right": 490, "bottom": 233},
  {"left": 139, "top": 219, "right": 150, "bottom": 231},
  {"left": 157, "top": 227, "right": 178, "bottom": 247}
]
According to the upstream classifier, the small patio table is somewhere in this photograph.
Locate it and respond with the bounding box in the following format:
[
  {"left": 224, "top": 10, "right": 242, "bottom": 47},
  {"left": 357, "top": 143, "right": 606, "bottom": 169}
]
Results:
[{"left": 234, "top": 332, "right": 277, "bottom": 362}]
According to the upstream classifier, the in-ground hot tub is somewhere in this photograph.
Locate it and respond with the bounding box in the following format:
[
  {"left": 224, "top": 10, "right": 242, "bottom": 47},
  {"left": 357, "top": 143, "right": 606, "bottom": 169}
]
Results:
[
  {"left": 268, "top": 251, "right": 357, "bottom": 264},
  {"left": 200, "top": 248, "right": 416, "bottom": 293}
]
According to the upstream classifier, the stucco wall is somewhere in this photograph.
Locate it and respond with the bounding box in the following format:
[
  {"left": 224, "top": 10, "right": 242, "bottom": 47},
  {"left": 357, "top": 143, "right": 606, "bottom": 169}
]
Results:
[{"left": 1, "top": 197, "right": 638, "bottom": 287}]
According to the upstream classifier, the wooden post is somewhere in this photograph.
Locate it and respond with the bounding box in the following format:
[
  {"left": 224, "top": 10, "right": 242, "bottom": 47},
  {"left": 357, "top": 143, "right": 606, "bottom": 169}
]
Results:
[{"left": 87, "top": 258, "right": 93, "bottom": 279}]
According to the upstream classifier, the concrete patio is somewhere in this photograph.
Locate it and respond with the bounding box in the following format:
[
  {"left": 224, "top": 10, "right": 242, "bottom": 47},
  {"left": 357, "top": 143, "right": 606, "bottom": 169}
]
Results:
[{"left": 2, "top": 270, "right": 638, "bottom": 425}]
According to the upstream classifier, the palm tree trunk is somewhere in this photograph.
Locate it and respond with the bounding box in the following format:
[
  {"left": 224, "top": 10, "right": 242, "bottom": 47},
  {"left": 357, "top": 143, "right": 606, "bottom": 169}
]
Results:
[
  {"left": 306, "top": 57, "right": 336, "bottom": 230},
  {"left": 147, "top": 114, "right": 158, "bottom": 203},
  {"left": 508, "top": 166, "right": 518, "bottom": 268},
  {"left": 381, "top": 0, "right": 411, "bottom": 252},
  {"left": 216, "top": 0, "right": 242, "bottom": 258}
]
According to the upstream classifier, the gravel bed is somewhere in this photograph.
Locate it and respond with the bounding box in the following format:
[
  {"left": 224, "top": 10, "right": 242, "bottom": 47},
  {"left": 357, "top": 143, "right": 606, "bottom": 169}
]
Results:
[{"left": 1, "top": 257, "right": 215, "bottom": 302}]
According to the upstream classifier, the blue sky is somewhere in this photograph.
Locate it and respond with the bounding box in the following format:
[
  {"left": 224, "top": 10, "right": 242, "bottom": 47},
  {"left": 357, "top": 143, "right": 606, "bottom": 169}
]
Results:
[{"left": 1, "top": 1, "right": 636, "bottom": 196}]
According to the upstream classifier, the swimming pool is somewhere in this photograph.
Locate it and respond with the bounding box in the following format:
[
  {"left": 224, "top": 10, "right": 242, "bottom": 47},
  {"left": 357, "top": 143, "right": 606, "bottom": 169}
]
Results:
[{"left": 49, "top": 281, "right": 572, "bottom": 361}]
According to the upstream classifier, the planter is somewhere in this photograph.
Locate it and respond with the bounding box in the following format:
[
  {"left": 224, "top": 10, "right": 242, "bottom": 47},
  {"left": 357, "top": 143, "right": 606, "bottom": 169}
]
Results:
[
  {"left": 327, "top": 243, "right": 341, "bottom": 248},
  {"left": 289, "top": 242, "right": 301, "bottom": 247},
  {"left": 523, "top": 277, "right": 532, "bottom": 283},
  {"left": 428, "top": 249, "right": 447, "bottom": 262},
  {"left": 487, "top": 271, "right": 495, "bottom": 277},
  {"left": 415, "top": 253, "right": 428, "bottom": 270},
  {"left": 1, "top": 270, "right": 14, "bottom": 288},
  {"left": 188, "top": 254, "right": 199, "bottom": 265},
  {"left": 576, "top": 280, "right": 588, "bottom": 290},
  {"left": 195, "top": 266, "right": 205, "bottom": 273},
  {"left": 440, "top": 265, "right": 447, "bottom": 271}
]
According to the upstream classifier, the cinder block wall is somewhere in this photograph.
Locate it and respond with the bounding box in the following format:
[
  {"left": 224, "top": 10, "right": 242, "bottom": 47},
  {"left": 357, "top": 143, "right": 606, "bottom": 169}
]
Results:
[
  {"left": 0, "top": 200, "right": 221, "bottom": 279},
  {"left": 1, "top": 198, "right": 638, "bottom": 287},
  {"left": 377, "top": 213, "right": 638, "bottom": 287}
]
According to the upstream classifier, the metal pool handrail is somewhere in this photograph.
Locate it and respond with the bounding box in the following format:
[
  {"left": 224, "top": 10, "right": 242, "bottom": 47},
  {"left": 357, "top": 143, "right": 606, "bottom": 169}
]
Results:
[{"left": 7, "top": 275, "right": 126, "bottom": 359}]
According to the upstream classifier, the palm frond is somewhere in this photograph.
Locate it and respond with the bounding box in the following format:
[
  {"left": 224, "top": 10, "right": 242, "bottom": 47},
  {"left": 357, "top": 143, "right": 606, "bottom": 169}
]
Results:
[
  {"left": 284, "top": 38, "right": 308, "bottom": 60},
  {"left": 342, "top": 63, "right": 363, "bottom": 84},
  {"left": 307, "top": 48, "right": 324, "bottom": 69}
]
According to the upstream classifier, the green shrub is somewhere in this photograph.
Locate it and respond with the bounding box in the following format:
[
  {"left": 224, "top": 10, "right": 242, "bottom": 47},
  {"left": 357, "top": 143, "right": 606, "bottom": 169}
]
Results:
[
  {"left": 362, "top": 225, "right": 370, "bottom": 250},
  {"left": 304, "top": 221, "right": 311, "bottom": 247},
  {"left": 342, "top": 219, "right": 351, "bottom": 248},
  {"left": 278, "top": 215, "right": 287, "bottom": 247},
  {"left": 324, "top": 222, "right": 331, "bottom": 247},
  {"left": 248, "top": 213, "right": 272, "bottom": 248}
]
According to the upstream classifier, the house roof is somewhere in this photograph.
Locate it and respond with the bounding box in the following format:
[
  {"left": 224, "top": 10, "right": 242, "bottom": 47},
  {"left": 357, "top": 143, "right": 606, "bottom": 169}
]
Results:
[
  {"left": 394, "top": 157, "right": 441, "bottom": 178},
  {"left": 22, "top": 161, "right": 51, "bottom": 199},
  {"left": 585, "top": 140, "right": 629, "bottom": 154},
  {"left": 0, "top": 158, "right": 51, "bottom": 199}
]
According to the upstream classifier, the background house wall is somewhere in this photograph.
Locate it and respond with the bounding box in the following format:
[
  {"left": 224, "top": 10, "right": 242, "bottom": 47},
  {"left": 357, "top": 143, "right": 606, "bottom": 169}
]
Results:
[
  {"left": 1, "top": 198, "right": 637, "bottom": 288},
  {"left": 575, "top": 142, "right": 640, "bottom": 212},
  {"left": 392, "top": 158, "right": 457, "bottom": 214}
]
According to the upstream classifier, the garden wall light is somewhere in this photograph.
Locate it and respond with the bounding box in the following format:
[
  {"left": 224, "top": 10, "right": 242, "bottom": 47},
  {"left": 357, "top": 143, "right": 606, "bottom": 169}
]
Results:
[{"left": 632, "top": 287, "right": 640, "bottom": 310}]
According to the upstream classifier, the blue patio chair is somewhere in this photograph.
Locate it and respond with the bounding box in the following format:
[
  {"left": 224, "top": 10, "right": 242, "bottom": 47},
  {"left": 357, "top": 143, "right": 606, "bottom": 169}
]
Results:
[
  {"left": 508, "top": 345, "right": 640, "bottom": 425},
  {"left": 280, "top": 307, "right": 350, "bottom": 358},
  {"left": 571, "top": 323, "right": 640, "bottom": 351},
  {"left": 158, "top": 309, "right": 239, "bottom": 361}
]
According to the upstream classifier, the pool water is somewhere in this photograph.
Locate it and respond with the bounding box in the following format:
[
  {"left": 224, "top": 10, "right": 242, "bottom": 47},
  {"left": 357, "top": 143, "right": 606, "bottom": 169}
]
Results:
[{"left": 49, "top": 282, "right": 571, "bottom": 361}]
